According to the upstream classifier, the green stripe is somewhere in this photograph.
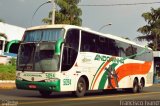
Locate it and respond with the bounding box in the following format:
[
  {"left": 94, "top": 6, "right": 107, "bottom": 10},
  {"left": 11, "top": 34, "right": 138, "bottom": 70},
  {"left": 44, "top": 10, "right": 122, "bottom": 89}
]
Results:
[
  {"left": 90, "top": 62, "right": 105, "bottom": 89},
  {"left": 98, "top": 63, "right": 118, "bottom": 89},
  {"left": 16, "top": 79, "right": 60, "bottom": 92}
]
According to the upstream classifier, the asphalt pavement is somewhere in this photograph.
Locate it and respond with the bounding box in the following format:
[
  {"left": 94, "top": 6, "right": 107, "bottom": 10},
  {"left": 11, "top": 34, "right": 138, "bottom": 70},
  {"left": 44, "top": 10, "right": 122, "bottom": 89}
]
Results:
[{"left": 0, "top": 84, "right": 160, "bottom": 106}]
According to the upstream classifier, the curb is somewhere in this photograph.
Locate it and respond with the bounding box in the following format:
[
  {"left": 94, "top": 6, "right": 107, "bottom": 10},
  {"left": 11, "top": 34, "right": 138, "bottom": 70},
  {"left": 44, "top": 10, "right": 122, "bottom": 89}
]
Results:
[{"left": 0, "top": 80, "right": 16, "bottom": 89}]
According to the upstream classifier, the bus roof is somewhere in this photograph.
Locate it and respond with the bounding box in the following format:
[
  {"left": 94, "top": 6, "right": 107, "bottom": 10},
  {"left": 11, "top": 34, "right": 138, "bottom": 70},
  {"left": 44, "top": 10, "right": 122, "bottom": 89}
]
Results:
[{"left": 26, "top": 24, "right": 152, "bottom": 50}]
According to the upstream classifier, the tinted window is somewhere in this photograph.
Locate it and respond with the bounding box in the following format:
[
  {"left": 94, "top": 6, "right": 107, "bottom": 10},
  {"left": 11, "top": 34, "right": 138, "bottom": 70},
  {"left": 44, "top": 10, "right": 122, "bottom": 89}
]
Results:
[
  {"left": 80, "top": 31, "right": 152, "bottom": 61},
  {"left": 81, "top": 31, "right": 118, "bottom": 56},
  {"left": 9, "top": 43, "right": 20, "bottom": 54},
  {"left": 0, "top": 40, "right": 3, "bottom": 50},
  {"left": 24, "top": 29, "right": 64, "bottom": 42},
  {"left": 117, "top": 41, "right": 137, "bottom": 59},
  {"left": 81, "top": 31, "right": 98, "bottom": 52},
  {"left": 107, "top": 39, "right": 119, "bottom": 56},
  {"left": 117, "top": 41, "right": 152, "bottom": 61}
]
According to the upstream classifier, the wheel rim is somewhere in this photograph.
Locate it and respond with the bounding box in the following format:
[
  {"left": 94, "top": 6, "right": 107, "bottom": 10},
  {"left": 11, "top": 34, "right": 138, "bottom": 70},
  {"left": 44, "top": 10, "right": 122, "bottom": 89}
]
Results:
[
  {"left": 78, "top": 82, "right": 84, "bottom": 92},
  {"left": 139, "top": 80, "right": 144, "bottom": 91},
  {"left": 75, "top": 78, "right": 86, "bottom": 97},
  {"left": 134, "top": 84, "right": 138, "bottom": 91},
  {"left": 133, "top": 81, "right": 138, "bottom": 92}
]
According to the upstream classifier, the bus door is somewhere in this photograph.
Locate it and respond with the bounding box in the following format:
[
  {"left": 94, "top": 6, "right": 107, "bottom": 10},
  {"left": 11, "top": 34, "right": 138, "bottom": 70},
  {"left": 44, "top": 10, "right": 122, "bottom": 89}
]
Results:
[{"left": 61, "top": 29, "right": 80, "bottom": 91}]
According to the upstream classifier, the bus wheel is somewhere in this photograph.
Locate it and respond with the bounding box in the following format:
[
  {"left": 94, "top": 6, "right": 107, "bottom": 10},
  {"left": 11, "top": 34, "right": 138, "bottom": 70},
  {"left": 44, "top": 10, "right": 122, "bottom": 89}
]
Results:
[
  {"left": 138, "top": 79, "right": 144, "bottom": 92},
  {"left": 39, "top": 90, "right": 52, "bottom": 97},
  {"left": 74, "top": 77, "right": 86, "bottom": 97},
  {"left": 132, "top": 79, "right": 139, "bottom": 93}
]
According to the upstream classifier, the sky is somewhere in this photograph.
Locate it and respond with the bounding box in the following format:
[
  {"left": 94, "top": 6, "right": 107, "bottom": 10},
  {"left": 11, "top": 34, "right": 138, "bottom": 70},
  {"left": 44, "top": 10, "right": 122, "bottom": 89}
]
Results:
[{"left": 0, "top": 0, "right": 160, "bottom": 44}]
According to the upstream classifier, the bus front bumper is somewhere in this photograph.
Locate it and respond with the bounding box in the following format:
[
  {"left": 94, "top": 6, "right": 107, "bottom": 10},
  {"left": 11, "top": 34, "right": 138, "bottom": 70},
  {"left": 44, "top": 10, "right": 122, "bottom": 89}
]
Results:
[{"left": 16, "top": 79, "right": 60, "bottom": 92}]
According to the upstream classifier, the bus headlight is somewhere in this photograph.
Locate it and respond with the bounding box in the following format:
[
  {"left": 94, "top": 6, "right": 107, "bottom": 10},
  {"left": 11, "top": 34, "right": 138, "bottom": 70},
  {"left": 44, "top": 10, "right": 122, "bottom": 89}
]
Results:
[
  {"left": 16, "top": 77, "right": 23, "bottom": 80},
  {"left": 45, "top": 78, "right": 59, "bottom": 82},
  {"left": 16, "top": 72, "right": 22, "bottom": 80}
]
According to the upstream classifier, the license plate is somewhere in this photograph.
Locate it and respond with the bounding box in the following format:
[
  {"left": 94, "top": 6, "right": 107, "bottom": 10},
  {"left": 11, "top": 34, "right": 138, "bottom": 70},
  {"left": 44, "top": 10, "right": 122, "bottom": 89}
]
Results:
[{"left": 29, "top": 85, "right": 37, "bottom": 89}]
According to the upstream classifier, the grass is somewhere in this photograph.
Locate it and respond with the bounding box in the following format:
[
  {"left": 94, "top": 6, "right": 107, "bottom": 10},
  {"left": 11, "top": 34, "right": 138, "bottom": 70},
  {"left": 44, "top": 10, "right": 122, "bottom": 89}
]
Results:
[{"left": 0, "top": 64, "right": 16, "bottom": 80}]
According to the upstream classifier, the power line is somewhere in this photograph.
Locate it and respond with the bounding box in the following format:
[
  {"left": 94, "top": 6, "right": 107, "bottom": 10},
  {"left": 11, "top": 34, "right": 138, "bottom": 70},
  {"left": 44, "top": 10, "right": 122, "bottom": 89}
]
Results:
[{"left": 79, "top": 2, "right": 160, "bottom": 7}]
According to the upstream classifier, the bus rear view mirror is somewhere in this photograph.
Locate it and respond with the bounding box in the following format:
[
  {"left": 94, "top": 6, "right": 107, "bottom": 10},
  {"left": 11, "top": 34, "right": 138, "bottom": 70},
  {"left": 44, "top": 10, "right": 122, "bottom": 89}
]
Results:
[{"left": 55, "top": 38, "right": 64, "bottom": 55}]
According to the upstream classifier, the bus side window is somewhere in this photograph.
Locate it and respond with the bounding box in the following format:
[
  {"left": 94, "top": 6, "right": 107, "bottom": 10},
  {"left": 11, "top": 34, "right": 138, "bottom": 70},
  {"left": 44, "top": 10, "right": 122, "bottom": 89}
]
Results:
[
  {"left": 107, "top": 39, "right": 119, "bottom": 56},
  {"left": 0, "top": 40, "right": 3, "bottom": 50},
  {"left": 81, "top": 31, "right": 90, "bottom": 52},
  {"left": 61, "top": 29, "right": 79, "bottom": 71},
  {"left": 81, "top": 31, "right": 98, "bottom": 53}
]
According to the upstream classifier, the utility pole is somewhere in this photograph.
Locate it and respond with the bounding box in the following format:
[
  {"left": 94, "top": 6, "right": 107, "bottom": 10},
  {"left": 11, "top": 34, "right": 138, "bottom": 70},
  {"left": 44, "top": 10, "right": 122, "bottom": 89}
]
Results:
[{"left": 51, "top": 0, "right": 55, "bottom": 24}]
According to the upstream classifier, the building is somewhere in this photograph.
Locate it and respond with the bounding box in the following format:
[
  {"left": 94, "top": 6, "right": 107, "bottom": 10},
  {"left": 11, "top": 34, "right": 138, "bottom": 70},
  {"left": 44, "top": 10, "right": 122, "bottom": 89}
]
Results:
[
  {"left": 153, "top": 51, "right": 160, "bottom": 83},
  {"left": 0, "top": 22, "right": 25, "bottom": 64}
]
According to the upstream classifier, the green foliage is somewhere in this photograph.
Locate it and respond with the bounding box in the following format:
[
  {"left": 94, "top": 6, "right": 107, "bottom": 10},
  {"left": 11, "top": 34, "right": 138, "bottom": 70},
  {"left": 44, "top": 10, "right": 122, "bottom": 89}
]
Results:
[
  {"left": 0, "top": 64, "right": 16, "bottom": 80},
  {"left": 8, "top": 58, "right": 16, "bottom": 66},
  {"left": 42, "top": 0, "right": 82, "bottom": 26},
  {"left": 0, "top": 58, "right": 16, "bottom": 80},
  {"left": 0, "top": 18, "right": 5, "bottom": 22},
  {"left": 137, "top": 7, "right": 160, "bottom": 50}
]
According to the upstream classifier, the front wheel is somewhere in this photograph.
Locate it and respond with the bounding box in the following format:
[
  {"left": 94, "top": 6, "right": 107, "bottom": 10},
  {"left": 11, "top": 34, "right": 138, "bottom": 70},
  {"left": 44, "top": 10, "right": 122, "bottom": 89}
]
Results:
[
  {"left": 39, "top": 90, "right": 52, "bottom": 97},
  {"left": 74, "top": 77, "right": 86, "bottom": 97}
]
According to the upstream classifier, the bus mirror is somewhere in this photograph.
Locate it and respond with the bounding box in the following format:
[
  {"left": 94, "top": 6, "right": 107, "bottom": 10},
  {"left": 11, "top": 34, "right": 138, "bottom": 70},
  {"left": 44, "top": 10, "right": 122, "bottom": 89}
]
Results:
[{"left": 55, "top": 38, "right": 64, "bottom": 55}]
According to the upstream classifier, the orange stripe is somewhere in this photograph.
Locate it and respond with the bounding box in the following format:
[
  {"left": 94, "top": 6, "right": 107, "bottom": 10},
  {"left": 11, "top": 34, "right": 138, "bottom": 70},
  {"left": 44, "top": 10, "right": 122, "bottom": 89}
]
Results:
[
  {"left": 117, "top": 62, "right": 152, "bottom": 81},
  {"left": 91, "top": 57, "right": 115, "bottom": 90},
  {"left": 106, "top": 62, "right": 152, "bottom": 89}
]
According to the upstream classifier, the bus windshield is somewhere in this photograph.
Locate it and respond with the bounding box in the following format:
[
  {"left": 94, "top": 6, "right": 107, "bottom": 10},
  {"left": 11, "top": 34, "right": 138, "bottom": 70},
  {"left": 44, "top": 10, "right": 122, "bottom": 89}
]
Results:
[
  {"left": 17, "top": 42, "right": 59, "bottom": 72},
  {"left": 17, "top": 28, "right": 64, "bottom": 72}
]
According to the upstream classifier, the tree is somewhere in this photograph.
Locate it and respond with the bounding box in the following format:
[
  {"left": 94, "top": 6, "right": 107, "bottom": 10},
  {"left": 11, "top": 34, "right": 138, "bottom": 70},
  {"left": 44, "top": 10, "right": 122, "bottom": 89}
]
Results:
[
  {"left": 42, "top": 0, "right": 82, "bottom": 26},
  {"left": 0, "top": 19, "right": 4, "bottom": 22},
  {"left": 137, "top": 8, "right": 160, "bottom": 51}
]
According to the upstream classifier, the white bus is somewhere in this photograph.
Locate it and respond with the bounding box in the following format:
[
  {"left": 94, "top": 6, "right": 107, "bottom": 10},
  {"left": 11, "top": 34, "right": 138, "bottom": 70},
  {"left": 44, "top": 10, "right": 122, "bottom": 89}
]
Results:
[{"left": 16, "top": 24, "right": 153, "bottom": 97}]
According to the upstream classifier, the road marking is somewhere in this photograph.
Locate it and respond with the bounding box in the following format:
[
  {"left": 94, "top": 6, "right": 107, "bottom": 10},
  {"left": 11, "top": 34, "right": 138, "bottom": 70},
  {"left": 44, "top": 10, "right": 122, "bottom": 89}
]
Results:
[{"left": 19, "top": 92, "right": 160, "bottom": 105}]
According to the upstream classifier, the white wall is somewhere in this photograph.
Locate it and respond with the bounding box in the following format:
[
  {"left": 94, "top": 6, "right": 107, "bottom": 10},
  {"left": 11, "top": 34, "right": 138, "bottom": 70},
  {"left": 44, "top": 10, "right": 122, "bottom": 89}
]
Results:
[{"left": 0, "top": 22, "right": 25, "bottom": 41}]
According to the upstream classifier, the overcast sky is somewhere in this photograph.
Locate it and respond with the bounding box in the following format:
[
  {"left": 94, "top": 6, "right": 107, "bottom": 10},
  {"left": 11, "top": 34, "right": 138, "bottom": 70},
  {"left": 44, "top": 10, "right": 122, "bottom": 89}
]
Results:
[{"left": 0, "top": 0, "right": 160, "bottom": 43}]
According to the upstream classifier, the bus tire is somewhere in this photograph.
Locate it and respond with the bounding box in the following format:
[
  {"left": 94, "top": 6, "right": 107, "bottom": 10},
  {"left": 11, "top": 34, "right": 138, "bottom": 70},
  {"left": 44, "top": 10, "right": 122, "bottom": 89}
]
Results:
[
  {"left": 74, "top": 77, "right": 86, "bottom": 97},
  {"left": 138, "top": 78, "right": 145, "bottom": 93},
  {"left": 132, "top": 78, "right": 139, "bottom": 93},
  {"left": 39, "top": 90, "right": 52, "bottom": 97}
]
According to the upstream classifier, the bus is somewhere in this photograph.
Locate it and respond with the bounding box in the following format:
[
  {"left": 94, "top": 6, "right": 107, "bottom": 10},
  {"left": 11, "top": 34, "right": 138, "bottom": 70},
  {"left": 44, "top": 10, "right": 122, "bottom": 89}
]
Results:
[{"left": 16, "top": 24, "right": 153, "bottom": 97}]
